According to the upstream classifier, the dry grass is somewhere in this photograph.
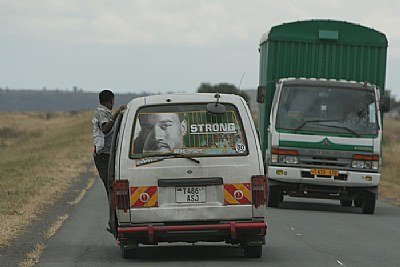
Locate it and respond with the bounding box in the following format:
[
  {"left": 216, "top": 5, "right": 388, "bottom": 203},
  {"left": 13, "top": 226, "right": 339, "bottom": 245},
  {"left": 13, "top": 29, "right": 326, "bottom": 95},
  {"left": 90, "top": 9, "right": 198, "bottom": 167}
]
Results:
[
  {"left": 18, "top": 242, "right": 45, "bottom": 267},
  {"left": 0, "top": 111, "right": 94, "bottom": 248},
  {"left": 380, "top": 118, "right": 400, "bottom": 205}
]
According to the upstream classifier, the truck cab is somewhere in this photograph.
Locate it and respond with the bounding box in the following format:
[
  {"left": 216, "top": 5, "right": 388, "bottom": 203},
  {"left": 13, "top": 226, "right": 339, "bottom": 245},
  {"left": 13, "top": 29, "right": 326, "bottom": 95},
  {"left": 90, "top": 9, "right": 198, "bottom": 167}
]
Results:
[{"left": 264, "top": 78, "right": 386, "bottom": 213}]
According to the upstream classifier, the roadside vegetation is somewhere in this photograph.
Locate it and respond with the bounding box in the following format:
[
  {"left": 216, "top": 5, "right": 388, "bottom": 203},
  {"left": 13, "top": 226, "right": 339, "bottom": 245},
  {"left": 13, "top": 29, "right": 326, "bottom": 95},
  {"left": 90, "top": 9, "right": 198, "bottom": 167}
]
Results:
[
  {"left": 0, "top": 111, "right": 94, "bottom": 248},
  {"left": 380, "top": 118, "right": 400, "bottom": 205}
]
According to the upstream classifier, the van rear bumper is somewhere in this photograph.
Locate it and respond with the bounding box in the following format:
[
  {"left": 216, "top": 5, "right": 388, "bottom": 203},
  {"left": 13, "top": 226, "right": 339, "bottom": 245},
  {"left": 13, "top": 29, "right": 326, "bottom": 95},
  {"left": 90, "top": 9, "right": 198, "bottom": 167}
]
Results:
[{"left": 118, "top": 221, "right": 267, "bottom": 245}]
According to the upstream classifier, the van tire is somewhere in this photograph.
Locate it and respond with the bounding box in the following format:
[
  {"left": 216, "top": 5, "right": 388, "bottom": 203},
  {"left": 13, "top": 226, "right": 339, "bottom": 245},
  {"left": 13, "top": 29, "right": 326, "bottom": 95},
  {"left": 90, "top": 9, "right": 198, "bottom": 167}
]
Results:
[
  {"left": 268, "top": 186, "right": 281, "bottom": 207},
  {"left": 362, "top": 191, "right": 376, "bottom": 214},
  {"left": 244, "top": 245, "right": 262, "bottom": 258},
  {"left": 120, "top": 242, "right": 138, "bottom": 259}
]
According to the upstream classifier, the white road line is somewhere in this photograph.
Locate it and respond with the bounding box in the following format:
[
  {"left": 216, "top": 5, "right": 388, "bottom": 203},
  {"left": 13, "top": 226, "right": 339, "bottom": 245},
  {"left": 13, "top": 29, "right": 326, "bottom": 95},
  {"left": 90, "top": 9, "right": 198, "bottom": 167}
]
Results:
[{"left": 337, "top": 260, "right": 346, "bottom": 266}]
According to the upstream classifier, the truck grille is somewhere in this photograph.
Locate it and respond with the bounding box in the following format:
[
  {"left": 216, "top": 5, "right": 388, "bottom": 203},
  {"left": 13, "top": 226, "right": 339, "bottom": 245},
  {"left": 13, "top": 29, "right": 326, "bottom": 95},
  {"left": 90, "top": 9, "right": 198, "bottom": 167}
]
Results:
[
  {"left": 299, "top": 155, "right": 350, "bottom": 168},
  {"left": 297, "top": 148, "right": 353, "bottom": 169}
]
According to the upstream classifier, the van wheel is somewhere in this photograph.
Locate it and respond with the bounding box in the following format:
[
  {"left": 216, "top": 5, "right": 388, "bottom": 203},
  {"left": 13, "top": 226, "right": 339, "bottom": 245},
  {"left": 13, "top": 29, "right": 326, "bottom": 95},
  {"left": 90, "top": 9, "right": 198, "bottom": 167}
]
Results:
[
  {"left": 362, "top": 191, "right": 376, "bottom": 214},
  {"left": 244, "top": 245, "right": 262, "bottom": 258},
  {"left": 268, "top": 186, "right": 281, "bottom": 207},
  {"left": 340, "top": 199, "right": 352, "bottom": 207}
]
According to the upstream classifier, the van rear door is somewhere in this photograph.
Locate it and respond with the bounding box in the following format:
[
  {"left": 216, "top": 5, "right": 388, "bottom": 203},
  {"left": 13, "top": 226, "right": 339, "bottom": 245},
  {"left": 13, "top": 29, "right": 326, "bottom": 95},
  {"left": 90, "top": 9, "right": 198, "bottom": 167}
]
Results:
[{"left": 117, "top": 99, "right": 264, "bottom": 224}]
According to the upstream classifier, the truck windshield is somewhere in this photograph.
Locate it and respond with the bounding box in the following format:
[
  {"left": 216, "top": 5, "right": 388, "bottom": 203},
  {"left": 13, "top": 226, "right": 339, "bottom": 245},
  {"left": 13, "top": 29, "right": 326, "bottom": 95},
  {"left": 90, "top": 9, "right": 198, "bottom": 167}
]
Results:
[
  {"left": 130, "top": 103, "right": 248, "bottom": 158},
  {"left": 275, "top": 85, "right": 379, "bottom": 135}
]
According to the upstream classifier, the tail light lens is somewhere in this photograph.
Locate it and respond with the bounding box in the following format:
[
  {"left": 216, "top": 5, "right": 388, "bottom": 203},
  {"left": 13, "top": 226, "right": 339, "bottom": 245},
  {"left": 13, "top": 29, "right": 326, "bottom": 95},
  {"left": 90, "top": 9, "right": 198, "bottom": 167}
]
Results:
[
  {"left": 113, "top": 180, "right": 130, "bottom": 211},
  {"left": 251, "top": 175, "right": 268, "bottom": 208}
]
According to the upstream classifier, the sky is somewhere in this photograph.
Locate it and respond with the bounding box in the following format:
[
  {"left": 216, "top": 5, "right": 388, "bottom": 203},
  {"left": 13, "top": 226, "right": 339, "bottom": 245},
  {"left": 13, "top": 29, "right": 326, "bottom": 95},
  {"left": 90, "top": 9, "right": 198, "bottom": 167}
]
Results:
[{"left": 1, "top": 0, "right": 400, "bottom": 99}]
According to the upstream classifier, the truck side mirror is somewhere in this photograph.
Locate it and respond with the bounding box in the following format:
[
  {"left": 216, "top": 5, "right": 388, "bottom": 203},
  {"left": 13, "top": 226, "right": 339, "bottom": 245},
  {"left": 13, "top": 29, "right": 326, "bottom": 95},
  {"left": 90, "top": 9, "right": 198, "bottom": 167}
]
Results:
[
  {"left": 380, "top": 96, "right": 391, "bottom": 113},
  {"left": 257, "top": 86, "right": 266, "bottom": 103}
]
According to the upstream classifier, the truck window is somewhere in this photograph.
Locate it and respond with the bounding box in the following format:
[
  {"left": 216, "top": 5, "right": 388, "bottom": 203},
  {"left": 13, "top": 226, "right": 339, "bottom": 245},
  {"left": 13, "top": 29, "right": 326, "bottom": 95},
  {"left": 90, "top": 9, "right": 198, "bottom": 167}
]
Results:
[
  {"left": 276, "top": 86, "right": 379, "bottom": 135},
  {"left": 130, "top": 103, "right": 248, "bottom": 158}
]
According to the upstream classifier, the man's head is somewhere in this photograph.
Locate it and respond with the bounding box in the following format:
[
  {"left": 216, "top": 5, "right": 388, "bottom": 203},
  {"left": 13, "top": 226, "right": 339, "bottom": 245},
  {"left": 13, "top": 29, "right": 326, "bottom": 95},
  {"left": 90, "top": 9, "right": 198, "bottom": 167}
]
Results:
[
  {"left": 99, "top": 90, "right": 115, "bottom": 109},
  {"left": 138, "top": 112, "right": 187, "bottom": 153}
]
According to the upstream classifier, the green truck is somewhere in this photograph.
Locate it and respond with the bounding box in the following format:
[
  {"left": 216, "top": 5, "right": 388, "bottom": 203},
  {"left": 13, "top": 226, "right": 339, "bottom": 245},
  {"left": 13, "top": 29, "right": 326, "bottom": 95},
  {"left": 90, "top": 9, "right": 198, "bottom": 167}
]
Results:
[{"left": 256, "top": 20, "right": 390, "bottom": 214}]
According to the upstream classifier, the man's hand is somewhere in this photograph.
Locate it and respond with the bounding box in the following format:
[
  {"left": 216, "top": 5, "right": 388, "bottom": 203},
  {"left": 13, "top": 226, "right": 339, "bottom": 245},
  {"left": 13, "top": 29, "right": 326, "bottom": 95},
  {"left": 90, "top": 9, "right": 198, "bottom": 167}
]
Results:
[
  {"left": 113, "top": 105, "right": 127, "bottom": 120},
  {"left": 117, "top": 105, "right": 127, "bottom": 114},
  {"left": 101, "top": 105, "right": 127, "bottom": 134}
]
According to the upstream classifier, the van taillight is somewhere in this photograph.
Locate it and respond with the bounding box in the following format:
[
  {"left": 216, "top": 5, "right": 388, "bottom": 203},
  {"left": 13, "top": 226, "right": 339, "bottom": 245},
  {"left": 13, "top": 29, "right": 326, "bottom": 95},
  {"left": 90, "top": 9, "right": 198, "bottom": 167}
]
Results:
[
  {"left": 251, "top": 175, "right": 267, "bottom": 208},
  {"left": 113, "top": 180, "right": 130, "bottom": 211}
]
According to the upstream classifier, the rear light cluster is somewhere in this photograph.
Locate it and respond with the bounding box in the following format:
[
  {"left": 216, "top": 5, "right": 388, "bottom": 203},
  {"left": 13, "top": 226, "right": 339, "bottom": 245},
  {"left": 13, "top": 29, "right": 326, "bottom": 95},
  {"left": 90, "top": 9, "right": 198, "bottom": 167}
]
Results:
[
  {"left": 271, "top": 149, "right": 299, "bottom": 164},
  {"left": 113, "top": 180, "right": 130, "bottom": 211},
  {"left": 352, "top": 154, "right": 379, "bottom": 170},
  {"left": 251, "top": 175, "right": 268, "bottom": 208}
]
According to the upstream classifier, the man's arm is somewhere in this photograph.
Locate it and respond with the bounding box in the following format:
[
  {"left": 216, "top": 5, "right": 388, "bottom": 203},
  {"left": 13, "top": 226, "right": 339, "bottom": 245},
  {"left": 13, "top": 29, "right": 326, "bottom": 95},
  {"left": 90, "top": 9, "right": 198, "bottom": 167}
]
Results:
[{"left": 101, "top": 105, "right": 127, "bottom": 134}]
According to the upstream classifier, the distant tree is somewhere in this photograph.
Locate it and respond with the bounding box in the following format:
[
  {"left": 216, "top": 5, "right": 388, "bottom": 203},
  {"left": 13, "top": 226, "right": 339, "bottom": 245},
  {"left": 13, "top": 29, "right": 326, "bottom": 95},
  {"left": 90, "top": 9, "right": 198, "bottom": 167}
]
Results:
[{"left": 197, "top": 82, "right": 250, "bottom": 103}]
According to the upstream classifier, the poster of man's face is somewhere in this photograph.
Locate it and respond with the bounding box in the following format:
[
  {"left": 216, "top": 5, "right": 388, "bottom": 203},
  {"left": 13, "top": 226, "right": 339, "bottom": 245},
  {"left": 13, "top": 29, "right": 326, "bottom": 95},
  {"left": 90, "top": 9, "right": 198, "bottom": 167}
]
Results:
[
  {"left": 134, "top": 113, "right": 187, "bottom": 153},
  {"left": 132, "top": 105, "right": 248, "bottom": 157}
]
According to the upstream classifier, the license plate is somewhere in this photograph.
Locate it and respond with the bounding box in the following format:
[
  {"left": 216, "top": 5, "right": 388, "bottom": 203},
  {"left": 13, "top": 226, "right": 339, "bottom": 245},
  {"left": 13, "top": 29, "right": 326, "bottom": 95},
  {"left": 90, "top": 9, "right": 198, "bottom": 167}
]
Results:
[
  {"left": 310, "top": 168, "right": 339, "bottom": 176},
  {"left": 175, "top": 186, "right": 206, "bottom": 203}
]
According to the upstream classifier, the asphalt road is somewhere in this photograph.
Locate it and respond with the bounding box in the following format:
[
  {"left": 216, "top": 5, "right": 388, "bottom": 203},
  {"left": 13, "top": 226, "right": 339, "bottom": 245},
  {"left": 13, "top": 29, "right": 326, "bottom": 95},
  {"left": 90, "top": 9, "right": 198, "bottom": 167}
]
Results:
[{"left": 36, "top": 178, "right": 400, "bottom": 267}]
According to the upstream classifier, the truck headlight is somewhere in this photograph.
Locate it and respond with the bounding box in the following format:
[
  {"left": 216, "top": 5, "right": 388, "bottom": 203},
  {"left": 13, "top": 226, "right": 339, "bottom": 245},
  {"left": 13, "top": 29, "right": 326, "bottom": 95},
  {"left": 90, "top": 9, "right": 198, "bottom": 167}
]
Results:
[
  {"left": 352, "top": 160, "right": 365, "bottom": 169},
  {"left": 271, "top": 148, "right": 299, "bottom": 164},
  {"left": 351, "top": 160, "right": 378, "bottom": 170},
  {"left": 285, "top": 156, "right": 299, "bottom": 164},
  {"left": 278, "top": 155, "right": 298, "bottom": 164},
  {"left": 352, "top": 154, "right": 379, "bottom": 170}
]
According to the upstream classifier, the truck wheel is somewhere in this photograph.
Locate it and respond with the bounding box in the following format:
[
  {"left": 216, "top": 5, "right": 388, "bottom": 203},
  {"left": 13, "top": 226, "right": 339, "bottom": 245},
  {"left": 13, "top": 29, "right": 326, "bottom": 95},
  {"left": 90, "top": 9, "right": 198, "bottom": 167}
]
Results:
[
  {"left": 244, "top": 245, "right": 262, "bottom": 258},
  {"left": 354, "top": 197, "right": 363, "bottom": 207},
  {"left": 362, "top": 191, "right": 376, "bottom": 214},
  {"left": 340, "top": 199, "right": 352, "bottom": 207},
  {"left": 268, "top": 186, "right": 281, "bottom": 207}
]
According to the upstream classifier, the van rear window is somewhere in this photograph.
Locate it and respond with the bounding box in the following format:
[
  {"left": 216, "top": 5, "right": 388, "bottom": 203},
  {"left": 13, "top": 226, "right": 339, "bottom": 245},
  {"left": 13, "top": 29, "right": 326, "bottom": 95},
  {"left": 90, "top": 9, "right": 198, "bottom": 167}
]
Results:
[{"left": 130, "top": 103, "right": 248, "bottom": 158}]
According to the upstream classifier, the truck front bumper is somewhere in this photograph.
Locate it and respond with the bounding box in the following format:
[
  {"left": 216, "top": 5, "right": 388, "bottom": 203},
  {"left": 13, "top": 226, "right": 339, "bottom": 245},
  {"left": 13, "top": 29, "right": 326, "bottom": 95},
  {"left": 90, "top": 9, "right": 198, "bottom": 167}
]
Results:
[{"left": 268, "top": 166, "right": 379, "bottom": 187}]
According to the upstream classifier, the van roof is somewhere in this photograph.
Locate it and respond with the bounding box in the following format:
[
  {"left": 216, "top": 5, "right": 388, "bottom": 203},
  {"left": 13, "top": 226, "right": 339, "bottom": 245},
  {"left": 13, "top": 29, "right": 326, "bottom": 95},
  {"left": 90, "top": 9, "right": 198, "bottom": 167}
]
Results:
[{"left": 128, "top": 93, "right": 246, "bottom": 106}]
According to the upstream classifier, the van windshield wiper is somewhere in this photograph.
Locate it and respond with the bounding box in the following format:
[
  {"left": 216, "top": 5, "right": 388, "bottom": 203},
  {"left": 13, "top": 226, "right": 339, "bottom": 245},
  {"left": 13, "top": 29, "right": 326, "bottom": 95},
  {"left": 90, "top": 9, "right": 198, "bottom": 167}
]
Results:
[{"left": 137, "top": 153, "right": 200, "bottom": 166}]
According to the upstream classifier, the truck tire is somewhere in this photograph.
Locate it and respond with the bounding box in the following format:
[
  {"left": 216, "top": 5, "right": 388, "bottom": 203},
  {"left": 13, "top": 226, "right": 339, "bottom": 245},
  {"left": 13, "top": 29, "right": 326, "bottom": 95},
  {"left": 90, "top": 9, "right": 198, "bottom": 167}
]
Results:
[
  {"left": 340, "top": 199, "right": 352, "bottom": 207},
  {"left": 354, "top": 197, "right": 363, "bottom": 207},
  {"left": 244, "top": 245, "right": 262, "bottom": 258},
  {"left": 362, "top": 191, "right": 376, "bottom": 214},
  {"left": 268, "top": 186, "right": 281, "bottom": 207}
]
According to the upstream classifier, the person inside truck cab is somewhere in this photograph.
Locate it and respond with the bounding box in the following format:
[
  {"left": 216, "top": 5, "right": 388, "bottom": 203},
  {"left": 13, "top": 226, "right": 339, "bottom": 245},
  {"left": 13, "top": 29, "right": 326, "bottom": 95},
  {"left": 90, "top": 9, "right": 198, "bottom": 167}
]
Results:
[
  {"left": 344, "top": 93, "right": 375, "bottom": 127},
  {"left": 133, "top": 112, "right": 187, "bottom": 153}
]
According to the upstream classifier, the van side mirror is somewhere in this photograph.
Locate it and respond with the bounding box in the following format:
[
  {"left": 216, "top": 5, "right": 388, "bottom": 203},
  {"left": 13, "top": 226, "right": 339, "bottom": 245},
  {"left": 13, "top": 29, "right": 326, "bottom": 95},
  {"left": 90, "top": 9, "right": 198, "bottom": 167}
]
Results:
[
  {"left": 380, "top": 96, "right": 391, "bottom": 113},
  {"left": 257, "top": 86, "right": 266, "bottom": 103}
]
